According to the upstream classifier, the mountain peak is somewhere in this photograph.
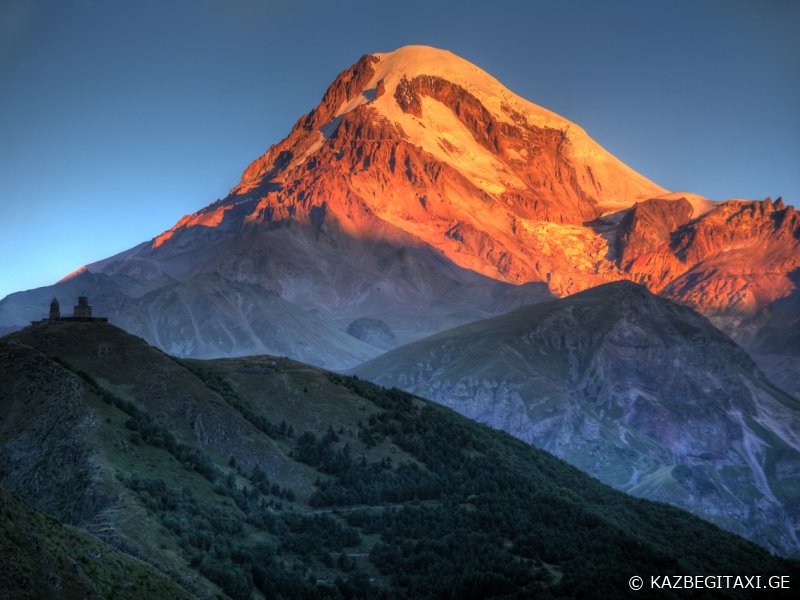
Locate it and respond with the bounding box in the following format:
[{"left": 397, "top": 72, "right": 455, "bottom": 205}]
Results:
[
  {"left": 231, "top": 46, "right": 665, "bottom": 203},
  {"left": 370, "top": 45, "right": 667, "bottom": 204},
  {"left": 370, "top": 44, "right": 573, "bottom": 130}
]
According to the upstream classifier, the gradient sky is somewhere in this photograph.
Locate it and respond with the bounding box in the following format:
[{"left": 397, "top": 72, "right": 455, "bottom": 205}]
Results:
[{"left": 1, "top": 0, "right": 798, "bottom": 299}]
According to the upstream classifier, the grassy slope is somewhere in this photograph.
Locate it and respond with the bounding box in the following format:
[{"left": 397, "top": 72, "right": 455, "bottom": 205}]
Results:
[
  {"left": 0, "top": 487, "right": 189, "bottom": 600},
  {"left": 2, "top": 321, "right": 799, "bottom": 599}
]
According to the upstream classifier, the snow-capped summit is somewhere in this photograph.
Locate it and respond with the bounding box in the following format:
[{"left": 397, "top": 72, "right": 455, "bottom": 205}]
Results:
[
  {"left": 367, "top": 45, "right": 665, "bottom": 204},
  {"left": 234, "top": 44, "right": 665, "bottom": 210}
]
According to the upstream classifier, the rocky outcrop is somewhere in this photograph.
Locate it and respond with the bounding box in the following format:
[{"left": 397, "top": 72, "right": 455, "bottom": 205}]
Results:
[
  {"left": 616, "top": 197, "right": 693, "bottom": 272},
  {"left": 346, "top": 317, "right": 396, "bottom": 349},
  {"left": 664, "top": 199, "right": 800, "bottom": 315}
]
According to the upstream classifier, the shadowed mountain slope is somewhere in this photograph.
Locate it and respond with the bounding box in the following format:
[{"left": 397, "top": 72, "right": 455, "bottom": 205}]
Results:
[{"left": 354, "top": 281, "right": 800, "bottom": 556}]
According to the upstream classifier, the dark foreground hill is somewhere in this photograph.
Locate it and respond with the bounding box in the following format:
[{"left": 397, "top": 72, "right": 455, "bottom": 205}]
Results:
[
  {"left": 0, "top": 487, "right": 190, "bottom": 600},
  {"left": 1, "top": 321, "right": 798, "bottom": 598}
]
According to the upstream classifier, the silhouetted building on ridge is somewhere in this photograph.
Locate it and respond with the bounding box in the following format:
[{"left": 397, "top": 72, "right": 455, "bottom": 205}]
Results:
[
  {"left": 49, "top": 297, "right": 60, "bottom": 321},
  {"left": 73, "top": 296, "right": 92, "bottom": 318},
  {"left": 36, "top": 296, "right": 108, "bottom": 324}
]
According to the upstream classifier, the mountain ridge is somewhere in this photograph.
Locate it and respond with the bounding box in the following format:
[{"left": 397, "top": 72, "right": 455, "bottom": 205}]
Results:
[{"left": 353, "top": 281, "right": 800, "bottom": 556}]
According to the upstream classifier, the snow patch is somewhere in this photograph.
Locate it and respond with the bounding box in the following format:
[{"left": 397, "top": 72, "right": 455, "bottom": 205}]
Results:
[{"left": 360, "top": 45, "right": 667, "bottom": 204}]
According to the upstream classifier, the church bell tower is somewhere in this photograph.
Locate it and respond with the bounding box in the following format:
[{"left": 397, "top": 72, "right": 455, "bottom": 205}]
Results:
[{"left": 49, "top": 297, "right": 60, "bottom": 321}]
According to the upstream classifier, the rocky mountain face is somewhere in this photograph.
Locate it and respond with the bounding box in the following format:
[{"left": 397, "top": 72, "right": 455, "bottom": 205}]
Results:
[
  {"left": 2, "top": 321, "right": 798, "bottom": 598},
  {"left": 660, "top": 199, "right": 800, "bottom": 396},
  {"left": 0, "top": 44, "right": 796, "bottom": 378},
  {"left": 354, "top": 282, "right": 800, "bottom": 556}
]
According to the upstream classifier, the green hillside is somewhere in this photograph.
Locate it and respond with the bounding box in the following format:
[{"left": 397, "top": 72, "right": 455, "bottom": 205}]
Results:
[
  {"left": 0, "top": 487, "right": 189, "bottom": 600},
  {"left": 1, "top": 320, "right": 797, "bottom": 598}
]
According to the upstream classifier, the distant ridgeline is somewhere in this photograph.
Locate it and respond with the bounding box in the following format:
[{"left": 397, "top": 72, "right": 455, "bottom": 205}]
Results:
[{"left": 32, "top": 296, "right": 108, "bottom": 324}]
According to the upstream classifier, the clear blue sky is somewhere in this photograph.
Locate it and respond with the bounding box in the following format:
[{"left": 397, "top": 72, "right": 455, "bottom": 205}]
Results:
[{"left": 1, "top": 0, "right": 798, "bottom": 299}]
